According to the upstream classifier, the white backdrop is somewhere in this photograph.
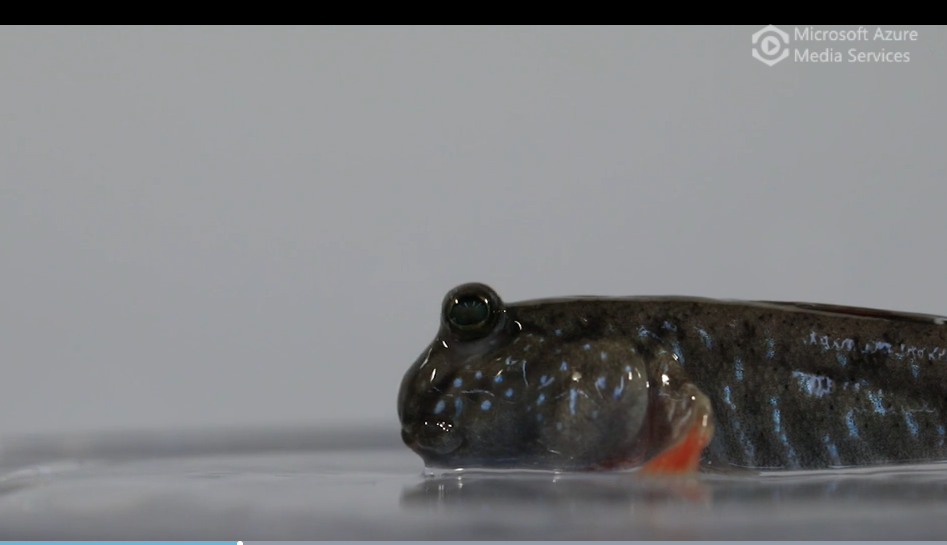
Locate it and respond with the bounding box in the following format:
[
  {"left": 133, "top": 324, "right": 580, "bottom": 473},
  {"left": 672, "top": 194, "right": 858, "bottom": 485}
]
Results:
[{"left": 1, "top": 25, "right": 944, "bottom": 435}]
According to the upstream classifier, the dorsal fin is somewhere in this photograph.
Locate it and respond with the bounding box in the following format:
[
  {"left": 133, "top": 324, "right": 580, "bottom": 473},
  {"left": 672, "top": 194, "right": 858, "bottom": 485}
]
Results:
[{"left": 754, "top": 301, "right": 947, "bottom": 325}]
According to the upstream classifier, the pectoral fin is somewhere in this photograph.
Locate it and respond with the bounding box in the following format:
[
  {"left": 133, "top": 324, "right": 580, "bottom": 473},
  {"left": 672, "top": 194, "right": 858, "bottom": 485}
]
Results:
[{"left": 639, "top": 412, "right": 713, "bottom": 474}]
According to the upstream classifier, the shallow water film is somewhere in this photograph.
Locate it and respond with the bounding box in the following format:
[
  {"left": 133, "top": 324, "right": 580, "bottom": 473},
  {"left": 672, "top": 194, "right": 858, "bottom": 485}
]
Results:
[{"left": 1, "top": 424, "right": 946, "bottom": 539}]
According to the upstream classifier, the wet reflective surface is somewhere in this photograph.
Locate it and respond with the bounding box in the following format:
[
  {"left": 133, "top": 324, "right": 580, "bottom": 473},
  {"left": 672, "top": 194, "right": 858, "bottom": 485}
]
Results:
[{"left": 1, "top": 424, "right": 947, "bottom": 539}]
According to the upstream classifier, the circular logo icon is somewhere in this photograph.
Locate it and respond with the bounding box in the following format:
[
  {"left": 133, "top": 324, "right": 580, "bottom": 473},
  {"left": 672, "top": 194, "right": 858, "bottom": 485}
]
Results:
[{"left": 752, "top": 25, "right": 790, "bottom": 66}]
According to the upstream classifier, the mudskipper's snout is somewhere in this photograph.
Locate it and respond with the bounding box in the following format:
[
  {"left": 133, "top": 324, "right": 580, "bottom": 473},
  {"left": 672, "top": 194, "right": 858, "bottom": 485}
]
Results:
[{"left": 401, "top": 420, "right": 463, "bottom": 457}]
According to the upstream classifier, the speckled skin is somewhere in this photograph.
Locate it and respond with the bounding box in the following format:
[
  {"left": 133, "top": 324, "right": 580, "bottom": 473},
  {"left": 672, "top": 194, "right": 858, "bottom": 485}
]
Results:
[{"left": 398, "top": 284, "right": 947, "bottom": 471}]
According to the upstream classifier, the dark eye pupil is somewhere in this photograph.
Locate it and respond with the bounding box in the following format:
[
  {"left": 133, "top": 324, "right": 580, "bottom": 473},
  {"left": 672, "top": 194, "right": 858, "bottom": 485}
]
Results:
[{"left": 449, "top": 296, "right": 489, "bottom": 326}]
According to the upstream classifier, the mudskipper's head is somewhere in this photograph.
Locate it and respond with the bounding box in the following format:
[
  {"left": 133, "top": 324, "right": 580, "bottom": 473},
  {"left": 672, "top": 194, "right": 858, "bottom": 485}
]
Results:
[{"left": 398, "top": 283, "right": 653, "bottom": 470}]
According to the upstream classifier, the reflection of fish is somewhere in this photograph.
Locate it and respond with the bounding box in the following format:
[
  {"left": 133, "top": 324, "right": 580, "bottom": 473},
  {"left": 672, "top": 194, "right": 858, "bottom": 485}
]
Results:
[
  {"left": 399, "top": 471, "right": 709, "bottom": 511},
  {"left": 398, "top": 283, "right": 947, "bottom": 473},
  {"left": 400, "top": 466, "right": 947, "bottom": 516}
]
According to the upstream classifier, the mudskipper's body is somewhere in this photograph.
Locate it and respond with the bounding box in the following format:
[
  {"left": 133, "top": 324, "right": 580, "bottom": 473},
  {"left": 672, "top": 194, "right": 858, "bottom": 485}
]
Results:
[{"left": 397, "top": 283, "right": 947, "bottom": 473}]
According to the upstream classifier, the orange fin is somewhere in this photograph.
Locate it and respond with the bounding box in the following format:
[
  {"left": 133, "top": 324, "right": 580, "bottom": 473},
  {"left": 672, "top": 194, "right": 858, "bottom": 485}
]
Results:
[{"left": 639, "top": 419, "right": 711, "bottom": 475}]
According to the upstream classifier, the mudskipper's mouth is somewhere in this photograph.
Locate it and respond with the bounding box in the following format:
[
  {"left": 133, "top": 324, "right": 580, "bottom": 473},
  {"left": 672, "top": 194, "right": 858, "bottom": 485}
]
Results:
[{"left": 402, "top": 421, "right": 463, "bottom": 457}]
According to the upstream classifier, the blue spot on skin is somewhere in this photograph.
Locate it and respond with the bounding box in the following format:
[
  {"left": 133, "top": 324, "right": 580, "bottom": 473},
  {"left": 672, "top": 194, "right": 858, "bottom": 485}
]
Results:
[
  {"left": 453, "top": 378, "right": 463, "bottom": 388},
  {"left": 475, "top": 371, "right": 482, "bottom": 379},
  {"left": 560, "top": 361, "right": 568, "bottom": 371},
  {"left": 494, "top": 375, "right": 503, "bottom": 383},
  {"left": 845, "top": 410, "right": 859, "bottom": 437},
  {"left": 735, "top": 358, "right": 743, "bottom": 381},
  {"left": 540, "top": 375, "right": 547, "bottom": 383},
  {"left": 569, "top": 388, "right": 577, "bottom": 415},
  {"left": 624, "top": 365, "right": 632, "bottom": 373},
  {"left": 537, "top": 393, "right": 545, "bottom": 405},
  {"left": 671, "top": 340, "right": 684, "bottom": 364},
  {"left": 723, "top": 385, "right": 734, "bottom": 408},
  {"left": 454, "top": 398, "right": 463, "bottom": 417},
  {"left": 505, "top": 388, "right": 513, "bottom": 398},
  {"left": 536, "top": 414, "right": 543, "bottom": 422},
  {"left": 434, "top": 400, "right": 445, "bottom": 414},
  {"left": 904, "top": 412, "right": 918, "bottom": 436},
  {"left": 556, "top": 422, "right": 563, "bottom": 431},
  {"left": 539, "top": 375, "right": 555, "bottom": 388},
  {"left": 792, "top": 371, "right": 833, "bottom": 398},
  {"left": 613, "top": 385, "right": 623, "bottom": 399},
  {"left": 662, "top": 321, "right": 677, "bottom": 330},
  {"left": 824, "top": 435, "right": 840, "bottom": 464},
  {"left": 912, "top": 364, "right": 920, "bottom": 378},
  {"left": 600, "top": 351, "right": 608, "bottom": 360},
  {"left": 837, "top": 353, "right": 847, "bottom": 366},
  {"left": 697, "top": 328, "right": 712, "bottom": 348},
  {"left": 770, "top": 397, "right": 781, "bottom": 433},
  {"left": 770, "top": 396, "right": 796, "bottom": 464},
  {"left": 592, "top": 410, "right": 599, "bottom": 419},
  {"left": 638, "top": 326, "right": 649, "bottom": 337},
  {"left": 867, "top": 390, "right": 886, "bottom": 414},
  {"left": 583, "top": 344, "right": 591, "bottom": 350},
  {"left": 596, "top": 376, "right": 606, "bottom": 389},
  {"left": 481, "top": 400, "right": 492, "bottom": 410},
  {"left": 554, "top": 329, "right": 562, "bottom": 336},
  {"left": 505, "top": 357, "right": 513, "bottom": 365},
  {"left": 766, "top": 338, "right": 775, "bottom": 359}
]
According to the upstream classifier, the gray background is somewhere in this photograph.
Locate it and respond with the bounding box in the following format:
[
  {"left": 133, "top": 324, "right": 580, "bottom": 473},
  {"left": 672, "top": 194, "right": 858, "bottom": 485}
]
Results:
[{"left": 1, "top": 25, "right": 944, "bottom": 437}]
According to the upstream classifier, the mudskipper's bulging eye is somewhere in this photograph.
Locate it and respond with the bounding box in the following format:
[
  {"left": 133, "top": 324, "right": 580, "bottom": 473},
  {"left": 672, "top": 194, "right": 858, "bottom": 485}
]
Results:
[
  {"left": 449, "top": 295, "right": 489, "bottom": 326},
  {"left": 442, "top": 283, "right": 503, "bottom": 339}
]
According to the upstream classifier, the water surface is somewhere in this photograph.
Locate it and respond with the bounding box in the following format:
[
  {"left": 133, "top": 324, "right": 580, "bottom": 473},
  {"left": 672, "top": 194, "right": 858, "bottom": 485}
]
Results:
[{"left": 0, "top": 424, "right": 945, "bottom": 539}]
